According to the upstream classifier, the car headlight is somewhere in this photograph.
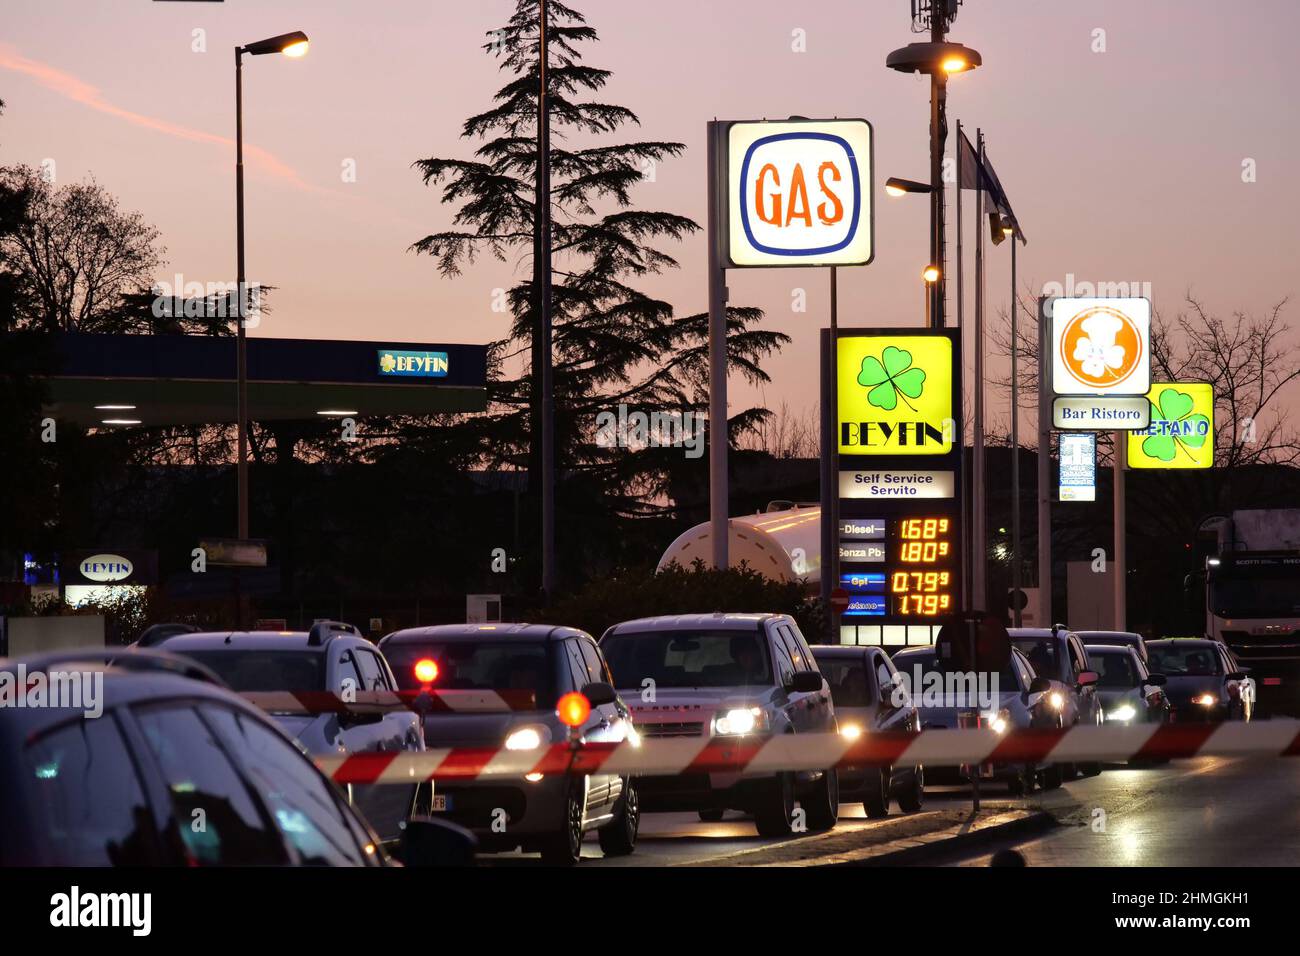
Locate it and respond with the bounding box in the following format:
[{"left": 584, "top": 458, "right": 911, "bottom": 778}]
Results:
[
  {"left": 713, "top": 707, "right": 769, "bottom": 736},
  {"left": 981, "top": 709, "right": 1011, "bottom": 734},
  {"left": 1193, "top": 694, "right": 1217, "bottom": 707},
  {"left": 840, "top": 723, "right": 864, "bottom": 740},
  {"left": 505, "top": 725, "right": 551, "bottom": 750},
  {"left": 1109, "top": 704, "right": 1137, "bottom": 723},
  {"left": 1048, "top": 691, "right": 1064, "bottom": 711}
]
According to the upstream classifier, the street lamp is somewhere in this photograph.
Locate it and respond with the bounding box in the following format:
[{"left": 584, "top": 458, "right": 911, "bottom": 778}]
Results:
[
  {"left": 885, "top": 176, "right": 934, "bottom": 197},
  {"left": 886, "top": 34, "right": 982, "bottom": 330},
  {"left": 234, "top": 30, "right": 308, "bottom": 550},
  {"left": 922, "top": 264, "right": 941, "bottom": 325}
]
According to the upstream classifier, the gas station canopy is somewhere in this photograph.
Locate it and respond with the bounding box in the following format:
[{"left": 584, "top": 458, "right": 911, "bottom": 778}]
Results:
[{"left": 18, "top": 333, "right": 488, "bottom": 427}]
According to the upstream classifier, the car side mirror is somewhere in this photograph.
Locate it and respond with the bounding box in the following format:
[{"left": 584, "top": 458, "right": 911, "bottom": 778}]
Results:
[
  {"left": 787, "top": 671, "right": 824, "bottom": 694},
  {"left": 1028, "top": 676, "right": 1052, "bottom": 695},
  {"left": 581, "top": 681, "right": 617, "bottom": 707},
  {"left": 1077, "top": 671, "right": 1099, "bottom": 687},
  {"left": 397, "top": 817, "right": 478, "bottom": 867},
  {"left": 1144, "top": 673, "right": 1168, "bottom": 687}
]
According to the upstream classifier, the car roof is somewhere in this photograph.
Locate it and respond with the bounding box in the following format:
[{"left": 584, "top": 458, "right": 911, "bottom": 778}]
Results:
[
  {"left": 1147, "top": 638, "right": 1216, "bottom": 647},
  {"left": 1077, "top": 630, "right": 1143, "bottom": 639},
  {"left": 1008, "top": 627, "right": 1074, "bottom": 641},
  {"left": 810, "top": 645, "right": 874, "bottom": 658},
  {"left": 0, "top": 650, "right": 260, "bottom": 738},
  {"left": 158, "top": 630, "right": 372, "bottom": 652},
  {"left": 604, "top": 613, "right": 780, "bottom": 634},
  {"left": 380, "top": 623, "right": 590, "bottom": 645},
  {"left": 1084, "top": 643, "right": 1138, "bottom": 655}
]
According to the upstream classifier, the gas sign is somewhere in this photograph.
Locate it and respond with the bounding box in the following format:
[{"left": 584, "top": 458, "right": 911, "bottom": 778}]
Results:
[
  {"left": 723, "top": 119, "right": 873, "bottom": 268},
  {"left": 1127, "top": 382, "right": 1214, "bottom": 469},
  {"left": 1051, "top": 297, "right": 1150, "bottom": 397}
]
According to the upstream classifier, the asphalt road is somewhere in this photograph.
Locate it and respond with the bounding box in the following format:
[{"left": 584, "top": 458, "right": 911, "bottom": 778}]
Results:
[{"left": 481, "top": 754, "right": 1300, "bottom": 866}]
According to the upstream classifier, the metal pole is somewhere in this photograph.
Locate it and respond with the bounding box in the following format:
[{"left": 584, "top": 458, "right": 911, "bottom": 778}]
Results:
[
  {"left": 707, "top": 121, "right": 729, "bottom": 570},
  {"left": 929, "top": 14, "right": 947, "bottom": 328},
  {"left": 537, "top": 0, "right": 556, "bottom": 599},
  {"left": 235, "top": 48, "right": 248, "bottom": 543},
  {"left": 828, "top": 266, "right": 840, "bottom": 642},
  {"left": 1010, "top": 237, "right": 1022, "bottom": 626},
  {"left": 1113, "top": 431, "right": 1126, "bottom": 629},
  {"left": 1037, "top": 297, "right": 1053, "bottom": 625},
  {"left": 972, "top": 130, "right": 986, "bottom": 611},
  {"left": 955, "top": 119, "right": 968, "bottom": 612}
]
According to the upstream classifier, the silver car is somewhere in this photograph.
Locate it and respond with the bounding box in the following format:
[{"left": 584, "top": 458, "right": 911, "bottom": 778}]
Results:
[
  {"left": 599, "top": 613, "right": 839, "bottom": 837},
  {"left": 154, "top": 621, "right": 425, "bottom": 844},
  {"left": 379, "top": 623, "right": 639, "bottom": 866}
]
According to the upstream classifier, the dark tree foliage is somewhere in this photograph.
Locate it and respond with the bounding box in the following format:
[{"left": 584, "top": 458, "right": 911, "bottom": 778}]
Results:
[{"left": 410, "top": 1, "right": 788, "bottom": 590}]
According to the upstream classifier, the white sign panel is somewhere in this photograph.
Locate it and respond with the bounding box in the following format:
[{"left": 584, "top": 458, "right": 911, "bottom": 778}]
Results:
[
  {"left": 726, "top": 119, "right": 873, "bottom": 268},
  {"left": 1052, "top": 396, "right": 1150, "bottom": 430},
  {"left": 839, "top": 470, "right": 954, "bottom": 499},
  {"left": 1051, "top": 297, "right": 1150, "bottom": 396},
  {"left": 1059, "top": 433, "right": 1097, "bottom": 502}
]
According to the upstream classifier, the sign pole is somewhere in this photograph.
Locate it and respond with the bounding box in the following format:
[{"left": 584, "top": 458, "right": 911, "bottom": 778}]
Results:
[
  {"left": 828, "top": 267, "right": 840, "bottom": 641},
  {"left": 820, "top": 329, "right": 834, "bottom": 638},
  {"left": 1037, "top": 296, "right": 1053, "bottom": 624},
  {"left": 1010, "top": 237, "right": 1022, "bottom": 626},
  {"left": 707, "top": 120, "right": 729, "bottom": 571},
  {"left": 972, "top": 130, "right": 986, "bottom": 611},
  {"left": 1113, "top": 431, "right": 1126, "bottom": 630}
]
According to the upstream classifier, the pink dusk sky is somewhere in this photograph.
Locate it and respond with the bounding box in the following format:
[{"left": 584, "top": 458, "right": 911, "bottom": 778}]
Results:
[{"left": 2, "top": 0, "right": 1297, "bottom": 430}]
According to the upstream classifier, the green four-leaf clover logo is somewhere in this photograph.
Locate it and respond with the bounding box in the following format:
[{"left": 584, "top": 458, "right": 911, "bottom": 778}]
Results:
[
  {"left": 1142, "top": 387, "right": 1209, "bottom": 462},
  {"left": 857, "top": 346, "right": 926, "bottom": 412}
]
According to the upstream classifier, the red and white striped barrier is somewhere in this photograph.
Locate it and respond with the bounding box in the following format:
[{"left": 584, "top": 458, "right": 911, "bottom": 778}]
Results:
[
  {"left": 316, "top": 720, "right": 1300, "bottom": 784},
  {"left": 243, "top": 688, "right": 536, "bottom": 715}
]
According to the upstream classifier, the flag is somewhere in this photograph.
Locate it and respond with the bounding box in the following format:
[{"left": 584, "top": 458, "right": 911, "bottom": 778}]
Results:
[{"left": 957, "top": 129, "right": 1026, "bottom": 244}]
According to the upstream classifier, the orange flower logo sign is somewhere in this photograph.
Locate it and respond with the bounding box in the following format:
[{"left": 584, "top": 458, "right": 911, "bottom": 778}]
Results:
[{"left": 1051, "top": 298, "right": 1150, "bottom": 396}]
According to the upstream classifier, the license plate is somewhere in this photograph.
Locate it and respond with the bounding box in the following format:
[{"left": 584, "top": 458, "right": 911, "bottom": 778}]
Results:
[{"left": 431, "top": 794, "right": 452, "bottom": 812}]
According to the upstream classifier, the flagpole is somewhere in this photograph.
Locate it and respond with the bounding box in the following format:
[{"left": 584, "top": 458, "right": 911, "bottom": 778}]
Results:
[
  {"left": 955, "top": 120, "right": 968, "bottom": 612},
  {"left": 972, "top": 129, "right": 986, "bottom": 611}
]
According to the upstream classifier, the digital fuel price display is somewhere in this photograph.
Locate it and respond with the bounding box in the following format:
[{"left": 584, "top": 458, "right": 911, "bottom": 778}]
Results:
[{"left": 839, "top": 513, "right": 960, "bottom": 618}]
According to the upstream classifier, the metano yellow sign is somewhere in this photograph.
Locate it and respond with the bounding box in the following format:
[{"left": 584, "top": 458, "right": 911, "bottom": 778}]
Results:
[
  {"left": 837, "top": 335, "right": 954, "bottom": 456},
  {"left": 1127, "top": 382, "right": 1215, "bottom": 469}
]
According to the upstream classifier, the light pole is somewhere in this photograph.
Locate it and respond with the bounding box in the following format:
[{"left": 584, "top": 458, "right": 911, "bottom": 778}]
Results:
[
  {"left": 886, "top": 12, "right": 981, "bottom": 329},
  {"left": 234, "top": 30, "right": 309, "bottom": 551},
  {"left": 536, "top": 0, "right": 556, "bottom": 601},
  {"left": 1002, "top": 217, "right": 1023, "bottom": 625}
]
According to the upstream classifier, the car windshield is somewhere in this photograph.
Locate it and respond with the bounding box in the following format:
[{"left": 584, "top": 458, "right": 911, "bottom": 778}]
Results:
[
  {"left": 1209, "top": 574, "right": 1300, "bottom": 619},
  {"left": 1090, "top": 651, "right": 1139, "bottom": 688},
  {"left": 892, "top": 650, "right": 1021, "bottom": 697},
  {"left": 600, "top": 630, "right": 772, "bottom": 688},
  {"left": 817, "top": 658, "right": 871, "bottom": 706},
  {"left": 383, "top": 642, "right": 553, "bottom": 706},
  {"left": 1148, "top": 645, "right": 1222, "bottom": 677},
  {"left": 1012, "top": 638, "right": 1064, "bottom": 681},
  {"left": 183, "top": 650, "right": 323, "bottom": 692}
]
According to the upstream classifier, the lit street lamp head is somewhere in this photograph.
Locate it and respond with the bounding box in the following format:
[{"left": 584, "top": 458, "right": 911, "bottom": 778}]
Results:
[
  {"left": 886, "top": 176, "right": 935, "bottom": 197},
  {"left": 923, "top": 265, "right": 942, "bottom": 283},
  {"left": 240, "top": 31, "right": 310, "bottom": 57},
  {"left": 886, "top": 41, "right": 982, "bottom": 76}
]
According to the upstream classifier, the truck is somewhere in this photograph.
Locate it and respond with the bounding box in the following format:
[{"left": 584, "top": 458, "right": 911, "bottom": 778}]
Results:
[{"left": 1197, "top": 509, "right": 1300, "bottom": 678}]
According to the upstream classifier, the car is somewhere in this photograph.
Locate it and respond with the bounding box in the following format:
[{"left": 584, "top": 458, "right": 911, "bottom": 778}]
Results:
[
  {"left": 151, "top": 620, "right": 424, "bottom": 844},
  {"left": 598, "top": 612, "right": 838, "bottom": 837},
  {"left": 1077, "top": 630, "right": 1149, "bottom": 664},
  {"left": 892, "top": 644, "right": 1066, "bottom": 793},
  {"left": 0, "top": 648, "right": 474, "bottom": 866},
  {"left": 1008, "top": 625, "right": 1104, "bottom": 777},
  {"left": 379, "top": 623, "right": 639, "bottom": 866},
  {"left": 1085, "top": 644, "right": 1170, "bottom": 729},
  {"left": 810, "top": 645, "right": 924, "bottom": 817},
  {"left": 1146, "top": 638, "right": 1256, "bottom": 723}
]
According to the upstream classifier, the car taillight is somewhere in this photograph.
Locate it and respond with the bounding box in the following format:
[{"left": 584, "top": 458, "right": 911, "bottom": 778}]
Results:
[{"left": 414, "top": 658, "right": 439, "bottom": 683}]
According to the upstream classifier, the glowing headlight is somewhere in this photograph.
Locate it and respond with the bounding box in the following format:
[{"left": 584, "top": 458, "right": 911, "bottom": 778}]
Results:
[
  {"left": 1193, "top": 694, "right": 1217, "bottom": 707},
  {"left": 982, "top": 710, "right": 1010, "bottom": 734},
  {"left": 714, "top": 707, "right": 768, "bottom": 736},
  {"left": 840, "top": 723, "right": 864, "bottom": 741},
  {"left": 1109, "top": 705, "right": 1137, "bottom": 723},
  {"left": 1049, "top": 692, "right": 1065, "bottom": 711},
  {"left": 505, "top": 726, "right": 549, "bottom": 750}
]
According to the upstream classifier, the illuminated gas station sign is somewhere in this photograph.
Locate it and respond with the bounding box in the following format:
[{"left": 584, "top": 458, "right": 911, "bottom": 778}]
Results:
[{"left": 828, "top": 329, "right": 963, "bottom": 643}]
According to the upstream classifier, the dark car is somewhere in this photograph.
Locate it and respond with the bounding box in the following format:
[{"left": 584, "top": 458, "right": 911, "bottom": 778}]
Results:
[
  {"left": 0, "top": 649, "right": 474, "bottom": 866},
  {"left": 152, "top": 620, "right": 424, "bottom": 844},
  {"left": 1085, "top": 644, "right": 1170, "bottom": 727},
  {"left": 1077, "top": 630, "right": 1149, "bottom": 665},
  {"left": 892, "top": 645, "right": 1066, "bottom": 793},
  {"left": 810, "top": 644, "right": 924, "bottom": 817},
  {"left": 1146, "top": 639, "right": 1256, "bottom": 723},
  {"left": 379, "top": 623, "right": 639, "bottom": 866},
  {"left": 1008, "top": 626, "right": 1104, "bottom": 777},
  {"left": 599, "top": 613, "right": 838, "bottom": 837}
]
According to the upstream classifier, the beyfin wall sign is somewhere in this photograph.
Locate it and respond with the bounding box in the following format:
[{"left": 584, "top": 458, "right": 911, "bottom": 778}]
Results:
[{"left": 721, "top": 119, "right": 874, "bottom": 268}]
